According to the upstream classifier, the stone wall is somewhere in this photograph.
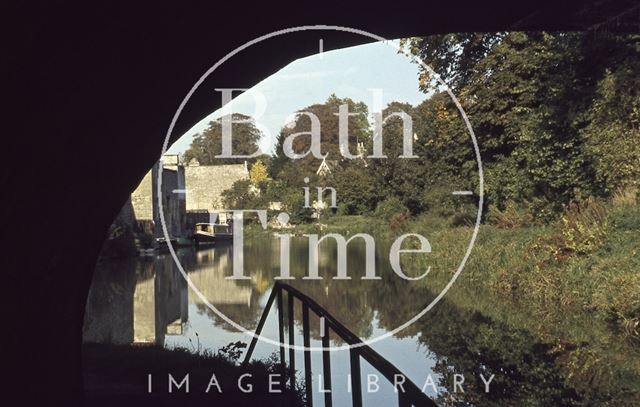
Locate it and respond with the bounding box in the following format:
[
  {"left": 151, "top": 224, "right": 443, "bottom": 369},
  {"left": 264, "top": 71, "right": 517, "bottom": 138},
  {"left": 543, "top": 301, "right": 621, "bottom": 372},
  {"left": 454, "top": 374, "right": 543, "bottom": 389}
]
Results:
[
  {"left": 108, "top": 158, "right": 245, "bottom": 246},
  {"left": 131, "top": 165, "right": 155, "bottom": 221},
  {"left": 129, "top": 162, "right": 186, "bottom": 238},
  {"left": 185, "top": 162, "right": 249, "bottom": 212}
]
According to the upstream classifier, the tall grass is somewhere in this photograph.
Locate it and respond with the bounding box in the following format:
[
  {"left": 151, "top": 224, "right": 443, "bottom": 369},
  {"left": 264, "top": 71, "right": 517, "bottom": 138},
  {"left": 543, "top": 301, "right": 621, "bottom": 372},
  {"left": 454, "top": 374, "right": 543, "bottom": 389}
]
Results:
[{"left": 437, "top": 196, "right": 639, "bottom": 336}]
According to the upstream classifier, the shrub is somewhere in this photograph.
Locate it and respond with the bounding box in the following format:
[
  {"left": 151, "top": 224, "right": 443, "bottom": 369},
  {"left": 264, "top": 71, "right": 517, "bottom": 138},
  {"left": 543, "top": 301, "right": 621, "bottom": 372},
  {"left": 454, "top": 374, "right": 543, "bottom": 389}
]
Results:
[
  {"left": 389, "top": 211, "right": 410, "bottom": 231},
  {"left": 487, "top": 201, "right": 534, "bottom": 229},
  {"left": 375, "top": 196, "right": 408, "bottom": 220},
  {"left": 422, "top": 184, "right": 459, "bottom": 217},
  {"left": 611, "top": 186, "right": 638, "bottom": 209},
  {"left": 559, "top": 198, "right": 608, "bottom": 257},
  {"left": 448, "top": 212, "right": 475, "bottom": 227},
  {"left": 282, "top": 188, "right": 313, "bottom": 224},
  {"left": 531, "top": 198, "right": 608, "bottom": 263},
  {"left": 221, "top": 179, "right": 255, "bottom": 209}
]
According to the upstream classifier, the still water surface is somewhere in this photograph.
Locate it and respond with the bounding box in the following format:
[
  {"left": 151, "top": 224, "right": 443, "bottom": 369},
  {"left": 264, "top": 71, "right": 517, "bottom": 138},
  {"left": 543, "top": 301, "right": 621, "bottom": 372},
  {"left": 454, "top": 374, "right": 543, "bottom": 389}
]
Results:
[{"left": 84, "top": 236, "right": 640, "bottom": 406}]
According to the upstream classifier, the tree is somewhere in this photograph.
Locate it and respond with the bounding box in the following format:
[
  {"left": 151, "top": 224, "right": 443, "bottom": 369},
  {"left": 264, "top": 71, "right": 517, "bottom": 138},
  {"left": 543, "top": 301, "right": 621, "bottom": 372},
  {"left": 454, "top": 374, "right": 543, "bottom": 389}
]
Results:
[
  {"left": 221, "top": 179, "right": 255, "bottom": 209},
  {"left": 249, "top": 159, "right": 269, "bottom": 186},
  {"left": 333, "top": 164, "right": 378, "bottom": 215},
  {"left": 400, "top": 33, "right": 504, "bottom": 92},
  {"left": 269, "top": 94, "right": 370, "bottom": 184},
  {"left": 579, "top": 35, "right": 640, "bottom": 193},
  {"left": 403, "top": 32, "right": 640, "bottom": 218},
  {"left": 183, "top": 113, "right": 262, "bottom": 165},
  {"left": 281, "top": 187, "right": 313, "bottom": 224},
  {"left": 367, "top": 102, "right": 432, "bottom": 214}
]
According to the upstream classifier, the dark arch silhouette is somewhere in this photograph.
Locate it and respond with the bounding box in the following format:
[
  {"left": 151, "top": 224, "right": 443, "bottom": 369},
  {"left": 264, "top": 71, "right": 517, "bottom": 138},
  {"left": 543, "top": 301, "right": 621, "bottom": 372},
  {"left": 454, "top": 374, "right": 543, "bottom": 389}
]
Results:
[{"left": 3, "top": 1, "right": 638, "bottom": 404}]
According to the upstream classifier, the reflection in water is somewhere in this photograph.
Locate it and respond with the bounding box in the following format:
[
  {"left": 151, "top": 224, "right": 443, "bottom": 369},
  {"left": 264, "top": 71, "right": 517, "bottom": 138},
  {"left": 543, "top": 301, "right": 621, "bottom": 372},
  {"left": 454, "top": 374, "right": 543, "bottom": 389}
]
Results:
[
  {"left": 190, "top": 246, "right": 252, "bottom": 306},
  {"left": 83, "top": 236, "right": 640, "bottom": 406},
  {"left": 84, "top": 255, "right": 188, "bottom": 346}
]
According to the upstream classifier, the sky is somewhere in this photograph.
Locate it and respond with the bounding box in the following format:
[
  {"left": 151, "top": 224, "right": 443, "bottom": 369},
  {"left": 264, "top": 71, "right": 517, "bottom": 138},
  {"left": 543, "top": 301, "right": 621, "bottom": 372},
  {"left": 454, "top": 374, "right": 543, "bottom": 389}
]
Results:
[{"left": 167, "top": 40, "right": 428, "bottom": 156}]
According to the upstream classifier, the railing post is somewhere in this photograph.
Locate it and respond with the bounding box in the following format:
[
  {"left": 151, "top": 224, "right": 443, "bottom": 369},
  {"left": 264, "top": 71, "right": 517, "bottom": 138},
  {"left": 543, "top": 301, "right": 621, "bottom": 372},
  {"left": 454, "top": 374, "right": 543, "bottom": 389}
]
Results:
[
  {"left": 322, "top": 328, "right": 332, "bottom": 407},
  {"left": 277, "top": 287, "right": 286, "bottom": 383},
  {"left": 349, "top": 349, "right": 362, "bottom": 407},
  {"left": 242, "top": 285, "right": 279, "bottom": 367},
  {"left": 302, "top": 303, "right": 313, "bottom": 407},
  {"left": 287, "top": 290, "right": 295, "bottom": 391},
  {"left": 399, "top": 391, "right": 411, "bottom": 407},
  {"left": 243, "top": 283, "right": 437, "bottom": 407}
]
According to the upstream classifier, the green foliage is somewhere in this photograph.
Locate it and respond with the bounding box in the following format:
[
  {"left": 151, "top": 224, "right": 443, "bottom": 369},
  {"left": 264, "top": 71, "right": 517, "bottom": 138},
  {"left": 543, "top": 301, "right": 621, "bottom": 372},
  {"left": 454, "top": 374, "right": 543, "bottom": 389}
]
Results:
[
  {"left": 332, "top": 164, "right": 378, "bottom": 215},
  {"left": 367, "top": 102, "right": 432, "bottom": 214},
  {"left": 580, "top": 46, "right": 640, "bottom": 193},
  {"left": 281, "top": 188, "right": 313, "bottom": 224},
  {"left": 183, "top": 113, "right": 261, "bottom": 165},
  {"left": 388, "top": 211, "right": 410, "bottom": 231},
  {"left": 374, "top": 196, "right": 408, "bottom": 221},
  {"left": 221, "top": 179, "right": 258, "bottom": 209},
  {"left": 531, "top": 198, "right": 608, "bottom": 263},
  {"left": 190, "top": 33, "right": 639, "bottom": 227},
  {"left": 446, "top": 197, "right": 639, "bottom": 327},
  {"left": 249, "top": 159, "right": 269, "bottom": 185},
  {"left": 400, "top": 33, "right": 505, "bottom": 91},
  {"left": 421, "top": 183, "right": 462, "bottom": 217},
  {"left": 487, "top": 201, "right": 534, "bottom": 229},
  {"left": 269, "top": 94, "right": 370, "bottom": 180},
  {"left": 404, "top": 32, "right": 640, "bottom": 217},
  {"left": 448, "top": 212, "right": 475, "bottom": 228}
]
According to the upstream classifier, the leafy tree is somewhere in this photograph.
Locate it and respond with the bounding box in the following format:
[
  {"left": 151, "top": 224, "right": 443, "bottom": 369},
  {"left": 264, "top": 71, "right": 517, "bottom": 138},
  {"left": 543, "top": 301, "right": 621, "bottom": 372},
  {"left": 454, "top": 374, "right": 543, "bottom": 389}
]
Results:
[
  {"left": 249, "top": 159, "right": 269, "bottom": 185},
  {"left": 579, "top": 35, "right": 640, "bottom": 193},
  {"left": 403, "top": 32, "right": 640, "bottom": 218},
  {"left": 208, "top": 33, "right": 639, "bottom": 223},
  {"left": 400, "top": 33, "right": 504, "bottom": 92},
  {"left": 332, "top": 164, "right": 378, "bottom": 215},
  {"left": 374, "top": 196, "right": 408, "bottom": 220},
  {"left": 221, "top": 179, "right": 259, "bottom": 209},
  {"left": 269, "top": 94, "right": 370, "bottom": 183},
  {"left": 183, "top": 113, "right": 262, "bottom": 165},
  {"left": 281, "top": 187, "right": 313, "bottom": 223},
  {"left": 367, "top": 102, "right": 431, "bottom": 214}
]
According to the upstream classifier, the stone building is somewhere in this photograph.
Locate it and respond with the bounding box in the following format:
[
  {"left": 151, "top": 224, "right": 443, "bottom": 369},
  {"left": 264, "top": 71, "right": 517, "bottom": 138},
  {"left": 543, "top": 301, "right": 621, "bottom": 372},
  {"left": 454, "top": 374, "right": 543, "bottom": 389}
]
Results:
[
  {"left": 184, "top": 158, "right": 249, "bottom": 226},
  {"left": 102, "top": 155, "right": 248, "bottom": 256},
  {"left": 129, "top": 156, "right": 186, "bottom": 238}
]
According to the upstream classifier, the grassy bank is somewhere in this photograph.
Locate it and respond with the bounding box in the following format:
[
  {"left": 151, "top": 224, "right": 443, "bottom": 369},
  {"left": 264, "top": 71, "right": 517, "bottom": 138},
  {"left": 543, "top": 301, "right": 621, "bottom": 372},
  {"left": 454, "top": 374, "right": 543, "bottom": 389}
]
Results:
[
  {"left": 247, "top": 196, "right": 640, "bottom": 337},
  {"left": 427, "top": 199, "right": 639, "bottom": 334},
  {"left": 458, "top": 201, "right": 639, "bottom": 332}
]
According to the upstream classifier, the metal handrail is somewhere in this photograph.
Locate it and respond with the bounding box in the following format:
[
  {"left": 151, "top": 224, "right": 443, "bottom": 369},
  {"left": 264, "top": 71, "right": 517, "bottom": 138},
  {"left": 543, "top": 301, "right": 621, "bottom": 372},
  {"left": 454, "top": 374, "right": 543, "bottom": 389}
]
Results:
[{"left": 242, "top": 281, "right": 438, "bottom": 407}]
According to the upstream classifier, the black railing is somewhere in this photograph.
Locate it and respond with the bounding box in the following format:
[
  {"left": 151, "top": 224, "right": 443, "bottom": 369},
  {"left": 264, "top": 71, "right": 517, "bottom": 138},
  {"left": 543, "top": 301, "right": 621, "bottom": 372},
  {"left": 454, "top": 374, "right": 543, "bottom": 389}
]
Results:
[{"left": 242, "top": 282, "right": 438, "bottom": 407}]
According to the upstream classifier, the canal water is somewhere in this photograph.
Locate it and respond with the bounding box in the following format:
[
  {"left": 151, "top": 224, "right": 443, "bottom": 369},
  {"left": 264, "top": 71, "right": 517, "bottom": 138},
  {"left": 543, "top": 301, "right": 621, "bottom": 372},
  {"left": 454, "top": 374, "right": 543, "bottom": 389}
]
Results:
[{"left": 83, "top": 236, "right": 640, "bottom": 406}]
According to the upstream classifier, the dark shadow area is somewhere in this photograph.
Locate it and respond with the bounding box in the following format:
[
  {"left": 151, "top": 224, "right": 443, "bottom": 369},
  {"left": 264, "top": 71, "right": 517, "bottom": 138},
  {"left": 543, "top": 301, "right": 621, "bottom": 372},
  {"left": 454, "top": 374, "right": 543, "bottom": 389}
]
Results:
[
  {"left": 83, "top": 344, "right": 304, "bottom": 407},
  {"left": 3, "top": 1, "right": 639, "bottom": 405}
]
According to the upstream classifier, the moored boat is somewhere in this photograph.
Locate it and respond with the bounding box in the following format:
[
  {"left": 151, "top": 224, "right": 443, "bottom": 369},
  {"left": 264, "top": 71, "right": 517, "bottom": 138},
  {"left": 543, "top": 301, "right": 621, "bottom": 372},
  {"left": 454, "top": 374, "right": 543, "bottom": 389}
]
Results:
[
  {"left": 212, "top": 223, "right": 233, "bottom": 241},
  {"left": 193, "top": 223, "right": 233, "bottom": 247},
  {"left": 194, "top": 223, "right": 215, "bottom": 246}
]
